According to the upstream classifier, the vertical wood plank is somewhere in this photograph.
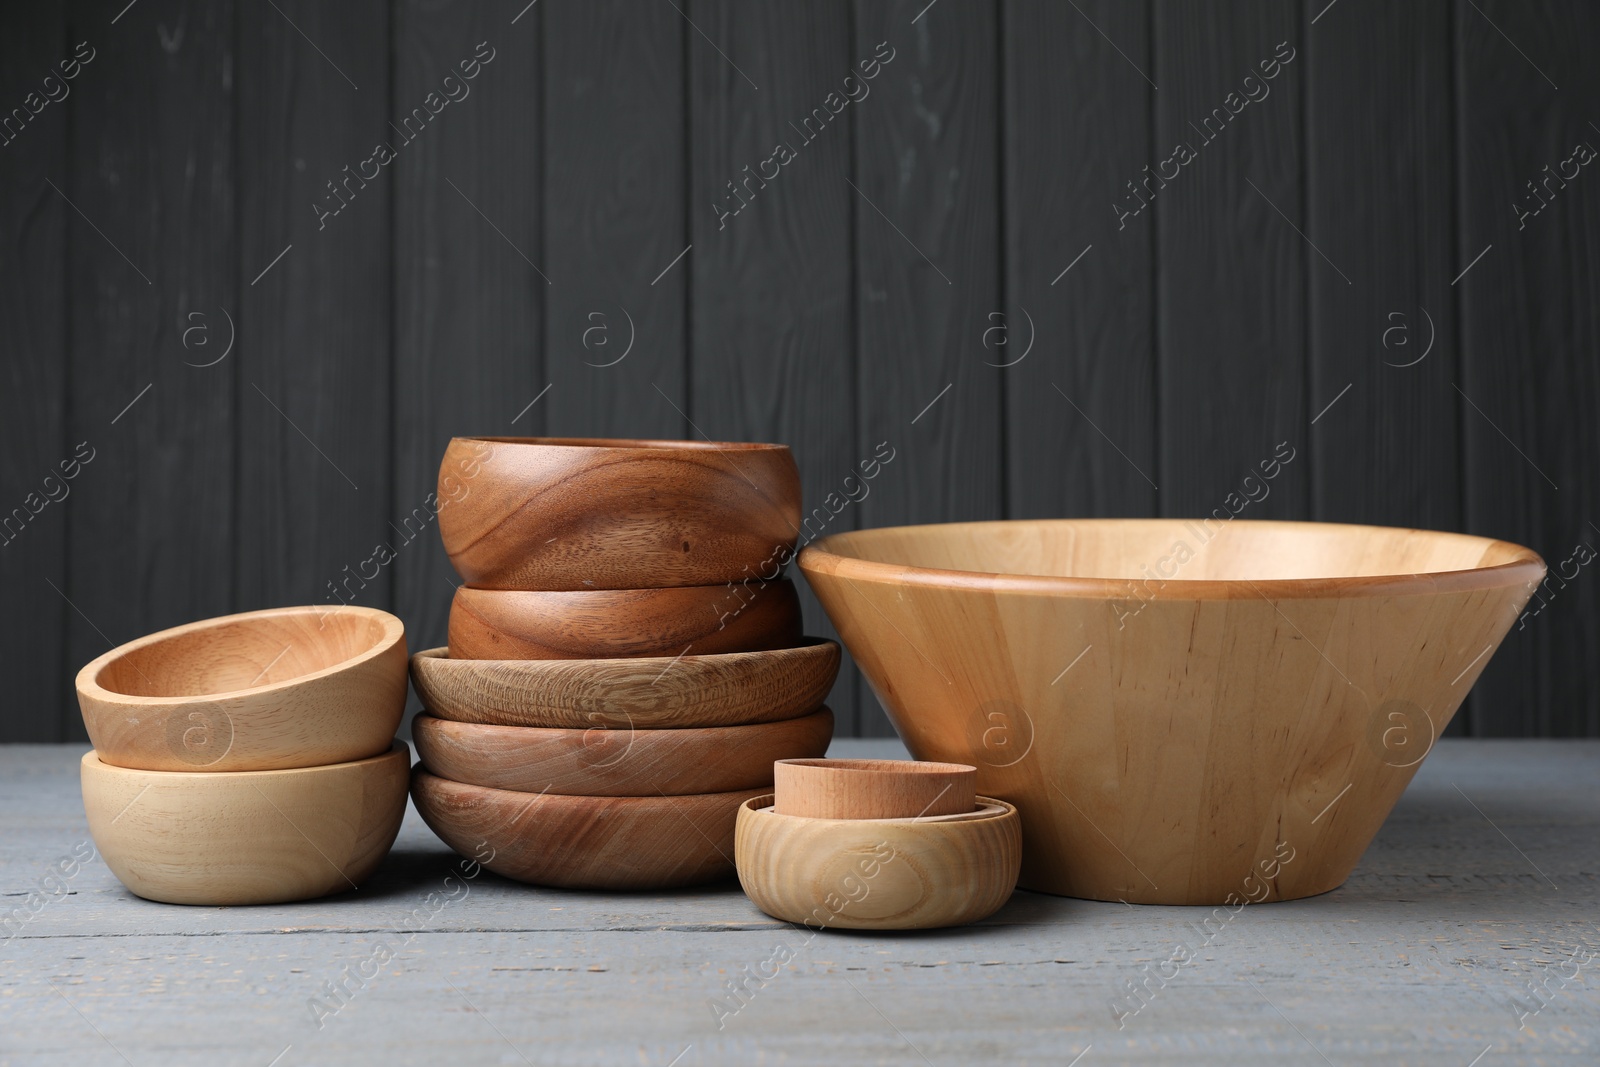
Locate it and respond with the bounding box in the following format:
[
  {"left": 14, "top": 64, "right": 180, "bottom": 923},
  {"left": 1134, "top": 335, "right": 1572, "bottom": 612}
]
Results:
[
  {"left": 687, "top": 1, "right": 858, "bottom": 731},
  {"left": 0, "top": 9, "right": 68, "bottom": 740},
  {"left": 544, "top": 0, "right": 685, "bottom": 439},
  {"left": 237, "top": 0, "right": 390, "bottom": 622},
  {"left": 66, "top": 0, "right": 236, "bottom": 742},
  {"left": 391, "top": 0, "right": 541, "bottom": 715},
  {"left": 1458, "top": 0, "right": 1600, "bottom": 736},
  {"left": 854, "top": 0, "right": 1003, "bottom": 733},
  {"left": 1153, "top": 2, "right": 1307, "bottom": 519},
  {"left": 1002, "top": 0, "right": 1156, "bottom": 521}
]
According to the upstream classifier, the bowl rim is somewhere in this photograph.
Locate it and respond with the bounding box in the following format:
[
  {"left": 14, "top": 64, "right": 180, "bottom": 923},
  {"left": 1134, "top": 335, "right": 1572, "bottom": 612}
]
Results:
[
  {"left": 410, "top": 635, "right": 838, "bottom": 672},
  {"left": 450, "top": 435, "right": 791, "bottom": 455},
  {"left": 75, "top": 605, "right": 406, "bottom": 707},
  {"left": 411, "top": 766, "right": 768, "bottom": 808},
  {"left": 81, "top": 739, "right": 409, "bottom": 781},
  {"left": 799, "top": 518, "right": 1546, "bottom": 600},
  {"left": 412, "top": 704, "right": 833, "bottom": 742},
  {"left": 739, "top": 793, "right": 1017, "bottom": 826}
]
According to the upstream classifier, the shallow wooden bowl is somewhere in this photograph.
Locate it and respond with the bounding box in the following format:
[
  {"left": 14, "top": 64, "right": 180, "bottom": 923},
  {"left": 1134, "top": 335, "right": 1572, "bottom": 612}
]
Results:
[
  {"left": 799, "top": 518, "right": 1545, "bottom": 905},
  {"left": 81, "top": 742, "right": 409, "bottom": 905},
  {"left": 76, "top": 605, "right": 407, "bottom": 772},
  {"left": 411, "top": 769, "right": 764, "bottom": 889},
  {"left": 447, "top": 580, "right": 802, "bottom": 660},
  {"left": 412, "top": 707, "right": 833, "bottom": 795},
  {"left": 774, "top": 758, "right": 975, "bottom": 819},
  {"left": 437, "top": 436, "right": 801, "bottom": 591},
  {"left": 735, "top": 795, "right": 1021, "bottom": 930},
  {"left": 409, "top": 640, "right": 839, "bottom": 729}
]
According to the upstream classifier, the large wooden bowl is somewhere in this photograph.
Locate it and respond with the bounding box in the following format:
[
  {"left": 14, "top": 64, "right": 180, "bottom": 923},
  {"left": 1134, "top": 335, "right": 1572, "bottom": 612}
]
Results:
[
  {"left": 409, "top": 640, "right": 839, "bottom": 728},
  {"left": 447, "top": 580, "right": 802, "bottom": 660},
  {"left": 799, "top": 519, "right": 1545, "bottom": 905},
  {"left": 735, "top": 795, "right": 1021, "bottom": 930},
  {"left": 437, "top": 436, "right": 801, "bottom": 591},
  {"left": 412, "top": 707, "right": 833, "bottom": 795},
  {"left": 81, "top": 742, "right": 410, "bottom": 905},
  {"left": 411, "top": 769, "right": 764, "bottom": 889},
  {"left": 76, "top": 606, "right": 407, "bottom": 772}
]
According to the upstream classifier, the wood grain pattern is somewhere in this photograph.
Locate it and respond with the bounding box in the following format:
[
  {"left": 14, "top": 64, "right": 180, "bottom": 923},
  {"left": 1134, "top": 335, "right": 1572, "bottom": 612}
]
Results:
[
  {"left": 76, "top": 605, "right": 407, "bottom": 772},
  {"left": 447, "top": 579, "right": 802, "bottom": 660},
  {"left": 409, "top": 639, "right": 839, "bottom": 728},
  {"left": 66, "top": 0, "right": 236, "bottom": 743},
  {"left": 0, "top": 3, "right": 67, "bottom": 741},
  {"left": 412, "top": 706, "right": 832, "bottom": 796},
  {"left": 773, "top": 757, "right": 974, "bottom": 819},
  {"left": 735, "top": 795, "right": 1021, "bottom": 930},
  {"left": 437, "top": 437, "right": 801, "bottom": 591},
  {"left": 800, "top": 518, "right": 1543, "bottom": 903},
  {"left": 81, "top": 742, "right": 410, "bottom": 905},
  {"left": 411, "top": 768, "right": 764, "bottom": 889}
]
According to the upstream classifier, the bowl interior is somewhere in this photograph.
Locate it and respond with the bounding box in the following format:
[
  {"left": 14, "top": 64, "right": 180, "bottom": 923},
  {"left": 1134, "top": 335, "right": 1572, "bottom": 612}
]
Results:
[
  {"left": 817, "top": 518, "right": 1532, "bottom": 583},
  {"left": 95, "top": 609, "right": 392, "bottom": 698}
]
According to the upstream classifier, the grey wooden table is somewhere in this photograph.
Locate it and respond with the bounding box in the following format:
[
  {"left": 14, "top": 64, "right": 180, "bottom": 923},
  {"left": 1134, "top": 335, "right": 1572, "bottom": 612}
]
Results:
[{"left": 2, "top": 739, "right": 1596, "bottom": 1066}]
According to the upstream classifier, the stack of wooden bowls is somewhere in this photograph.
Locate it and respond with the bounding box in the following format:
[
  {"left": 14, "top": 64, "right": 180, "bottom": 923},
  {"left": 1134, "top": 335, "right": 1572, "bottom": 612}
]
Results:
[
  {"left": 75, "top": 606, "right": 411, "bottom": 905},
  {"left": 410, "top": 436, "right": 840, "bottom": 890}
]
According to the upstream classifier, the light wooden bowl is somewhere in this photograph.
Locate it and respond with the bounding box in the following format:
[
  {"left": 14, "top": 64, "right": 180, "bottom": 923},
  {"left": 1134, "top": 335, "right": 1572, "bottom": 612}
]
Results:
[
  {"left": 409, "top": 640, "right": 840, "bottom": 729},
  {"left": 437, "top": 436, "right": 801, "bottom": 591},
  {"left": 81, "top": 742, "right": 409, "bottom": 905},
  {"left": 411, "top": 769, "right": 764, "bottom": 889},
  {"left": 735, "top": 795, "right": 1021, "bottom": 930},
  {"left": 447, "top": 580, "right": 802, "bottom": 660},
  {"left": 799, "top": 518, "right": 1545, "bottom": 905},
  {"left": 773, "top": 758, "right": 975, "bottom": 819},
  {"left": 412, "top": 707, "right": 833, "bottom": 795},
  {"left": 75, "top": 605, "right": 407, "bottom": 772}
]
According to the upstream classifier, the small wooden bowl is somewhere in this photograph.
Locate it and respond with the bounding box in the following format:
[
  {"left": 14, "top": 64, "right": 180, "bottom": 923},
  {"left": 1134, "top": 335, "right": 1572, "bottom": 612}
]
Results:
[
  {"left": 81, "top": 742, "right": 410, "bottom": 905},
  {"left": 76, "top": 605, "right": 407, "bottom": 772},
  {"left": 774, "top": 758, "right": 975, "bottom": 819},
  {"left": 735, "top": 795, "right": 1021, "bottom": 930},
  {"left": 446, "top": 580, "right": 802, "bottom": 660},
  {"left": 413, "top": 707, "right": 833, "bottom": 795},
  {"left": 409, "top": 640, "right": 840, "bottom": 729},
  {"left": 411, "top": 769, "right": 764, "bottom": 890},
  {"left": 437, "top": 436, "right": 801, "bottom": 591}
]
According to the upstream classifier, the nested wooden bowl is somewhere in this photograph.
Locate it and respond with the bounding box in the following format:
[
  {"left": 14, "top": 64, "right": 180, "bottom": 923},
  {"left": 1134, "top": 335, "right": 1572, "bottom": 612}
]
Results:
[
  {"left": 75, "top": 605, "right": 407, "bottom": 772},
  {"left": 81, "top": 742, "right": 410, "bottom": 905},
  {"left": 412, "top": 707, "right": 833, "bottom": 795},
  {"left": 799, "top": 518, "right": 1545, "bottom": 905},
  {"left": 774, "top": 758, "right": 975, "bottom": 819},
  {"left": 735, "top": 795, "right": 1021, "bottom": 930},
  {"left": 409, "top": 639, "right": 840, "bottom": 729},
  {"left": 437, "top": 436, "right": 801, "bottom": 591},
  {"left": 447, "top": 580, "right": 802, "bottom": 660},
  {"left": 411, "top": 769, "right": 764, "bottom": 890}
]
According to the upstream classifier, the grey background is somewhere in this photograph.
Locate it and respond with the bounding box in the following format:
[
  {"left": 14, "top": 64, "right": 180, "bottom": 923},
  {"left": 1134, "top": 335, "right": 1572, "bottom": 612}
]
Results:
[{"left": 2, "top": 0, "right": 1596, "bottom": 742}]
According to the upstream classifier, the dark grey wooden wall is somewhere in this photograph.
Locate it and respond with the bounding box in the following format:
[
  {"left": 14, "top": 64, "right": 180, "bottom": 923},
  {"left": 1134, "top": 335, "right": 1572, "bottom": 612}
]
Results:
[{"left": 3, "top": 0, "right": 1597, "bottom": 743}]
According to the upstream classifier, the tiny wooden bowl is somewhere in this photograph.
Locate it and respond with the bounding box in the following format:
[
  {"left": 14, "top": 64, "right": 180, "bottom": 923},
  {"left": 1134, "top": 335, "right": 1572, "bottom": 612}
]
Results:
[
  {"left": 82, "top": 742, "right": 410, "bottom": 905},
  {"left": 446, "top": 580, "right": 802, "bottom": 660},
  {"left": 735, "top": 795, "right": 1021, "bottom": 930},
  {"left": 76, "top": 605, "right": 408, "bottom": 772},
  {"left": 773, "top": 758, "right": 976, "bottom": 819},
  {"left": 412, "top": 707, "right": 834, "bottom": 796},
  {"left": 437, "top": 436, "right": 802, "bottom": 591},
  {"left": 411, "top": 769, "right": 764, "bottom": 890},
  {"left": 409, "top": 639, "right": 840, "bottom": 729}
]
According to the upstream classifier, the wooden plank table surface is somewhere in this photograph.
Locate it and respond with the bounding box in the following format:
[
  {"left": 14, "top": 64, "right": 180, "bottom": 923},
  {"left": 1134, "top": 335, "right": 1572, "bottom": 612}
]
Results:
[{"left": 2, "top": 738, "right": 1596, "bottom": 1066}]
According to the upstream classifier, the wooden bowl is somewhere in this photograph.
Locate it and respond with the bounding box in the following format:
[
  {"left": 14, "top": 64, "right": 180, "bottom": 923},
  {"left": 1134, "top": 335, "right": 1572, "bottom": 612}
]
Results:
[
  {"left": 447, "top": 580, "right": 802, "bottom": 660},
  {"left": 735, "top": 795, "right": 1021, "bottom": 930},
  {"left": 437, "top": 436, "right": 801, "bottom": 591},
  {"left": 75, "top": 605, "right": 407, "bottom": 772},
  {"left": 773, "top": 758, "right": 975, "bottom": 819},
  {"left": 799, "top": 518, "right": 1546, "bottom": 905},
  {"left": 81, "top": 742, "right": 410, "bottom": 905},
  {"left": 412, "top": 707, "right": 833, "bottom": 795},
  {"left": 411, "top": 769, "right": 765, "bottom": 889},
  {"left": 409, "top": 639, "right": 840, "bottom": 729}
]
